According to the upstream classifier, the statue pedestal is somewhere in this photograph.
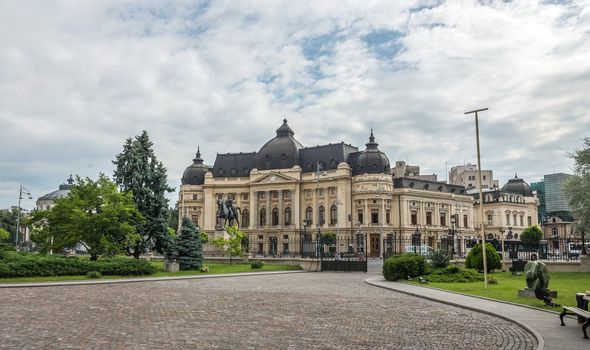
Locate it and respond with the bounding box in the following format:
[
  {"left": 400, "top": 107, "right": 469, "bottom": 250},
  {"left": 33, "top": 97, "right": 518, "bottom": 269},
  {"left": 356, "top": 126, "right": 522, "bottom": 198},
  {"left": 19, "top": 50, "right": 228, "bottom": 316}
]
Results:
[{"left": 518, "top": 288, "right": 557, "bottom": 298}]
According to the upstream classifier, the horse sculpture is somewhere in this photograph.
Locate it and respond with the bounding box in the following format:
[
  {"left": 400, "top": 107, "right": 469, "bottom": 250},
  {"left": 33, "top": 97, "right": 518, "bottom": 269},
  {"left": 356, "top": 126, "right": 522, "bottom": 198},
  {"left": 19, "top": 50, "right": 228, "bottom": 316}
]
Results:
[{"left": 217, "top": 197, "right": 240, "bottom": 229}]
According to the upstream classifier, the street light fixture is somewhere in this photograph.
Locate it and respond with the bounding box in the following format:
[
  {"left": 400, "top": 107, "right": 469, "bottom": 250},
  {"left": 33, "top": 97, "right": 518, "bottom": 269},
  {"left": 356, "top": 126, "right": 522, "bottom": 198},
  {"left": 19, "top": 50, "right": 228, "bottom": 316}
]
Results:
[
  {"left": 465, "top": 107, "right": 489, "bottom": 289},
  {"left": 15, "top": 185, "right": 33, "bottom": 248}
]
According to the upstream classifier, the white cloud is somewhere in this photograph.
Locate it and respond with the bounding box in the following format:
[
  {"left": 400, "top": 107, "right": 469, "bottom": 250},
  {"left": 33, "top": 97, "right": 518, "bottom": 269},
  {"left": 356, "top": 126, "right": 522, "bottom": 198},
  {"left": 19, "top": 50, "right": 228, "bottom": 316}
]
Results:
[{"left": 0, "top": 0, "right": 589, "bottom": 209}]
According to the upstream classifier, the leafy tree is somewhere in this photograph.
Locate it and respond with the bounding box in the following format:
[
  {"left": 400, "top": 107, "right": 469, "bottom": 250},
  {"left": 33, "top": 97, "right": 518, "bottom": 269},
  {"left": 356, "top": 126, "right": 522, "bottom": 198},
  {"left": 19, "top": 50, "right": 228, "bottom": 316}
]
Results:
[
  {"left": 0, "top": 209, "right": 18, "bottom": 244},
  {"left": 168, "top": 205, "right": 179, "bottom": 233},
  {"left": 0, "top": 228, "right": 9, "bottom": 242},
  {"left": 565, "top": 137, "right": 590, "bottom": 239},
  {"left": 465, "top": 243, "right": 502, "bottom": 273},
  {"left": 113, "top": 131, "right": 174, "bottom": 258},
  {"left": 176, "top": 218, "right": 203, "bottom": 270},
  {"left": 520, "top": 225, "right": 544, "bottom": 246},
  {"left": 213, "top": 225, "right": 246, "bottom": 263},
  {"left": 30, "top": 175, "right": 143, "bottom": 261}
]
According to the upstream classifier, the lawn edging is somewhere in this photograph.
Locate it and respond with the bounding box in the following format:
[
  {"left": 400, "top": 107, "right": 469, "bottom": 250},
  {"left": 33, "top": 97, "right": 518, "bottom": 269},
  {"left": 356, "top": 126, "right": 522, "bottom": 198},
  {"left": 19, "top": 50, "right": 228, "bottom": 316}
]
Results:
[
  {"left": 0, "top": 270, "right": 306, "bottom": 289},
  {"left": 365, "top": 276, "right": 545, "bottom": 350}
]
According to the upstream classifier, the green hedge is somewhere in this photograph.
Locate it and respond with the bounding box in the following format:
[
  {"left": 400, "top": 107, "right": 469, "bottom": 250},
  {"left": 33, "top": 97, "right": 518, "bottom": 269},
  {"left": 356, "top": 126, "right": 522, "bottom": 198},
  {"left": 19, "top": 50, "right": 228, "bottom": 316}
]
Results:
[
  {"left": 0, "top": 252, "right": 156, "bottom": 278},
  {"left": 383, "top": 253, "right": 426, "bottom": 281}
]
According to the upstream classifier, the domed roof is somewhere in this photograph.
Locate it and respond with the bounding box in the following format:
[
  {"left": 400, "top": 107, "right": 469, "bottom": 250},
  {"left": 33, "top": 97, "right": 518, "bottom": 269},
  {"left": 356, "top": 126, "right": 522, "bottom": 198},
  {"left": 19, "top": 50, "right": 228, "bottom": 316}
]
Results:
[
  {"left": 182, "top": 147, "right": 209, "bottom": 185},
  {"left": 256, "top": 119, "right": 303, "bottom": 170},
  {"left": 38, "top": 175, "right": 75, "bottom": 201},
  {"left": 501, "top": 173, "right": 533, "bottom": 197},
  {"left": 351, "top": 130, "right": 390, "bottom": 176}
]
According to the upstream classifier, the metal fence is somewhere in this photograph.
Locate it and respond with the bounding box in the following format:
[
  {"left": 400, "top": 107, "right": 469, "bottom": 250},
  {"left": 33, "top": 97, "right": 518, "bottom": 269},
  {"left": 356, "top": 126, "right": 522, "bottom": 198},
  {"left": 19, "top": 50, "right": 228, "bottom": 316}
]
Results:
[{"left": 383, "top": 236, "right": 589, "bottom": 262}]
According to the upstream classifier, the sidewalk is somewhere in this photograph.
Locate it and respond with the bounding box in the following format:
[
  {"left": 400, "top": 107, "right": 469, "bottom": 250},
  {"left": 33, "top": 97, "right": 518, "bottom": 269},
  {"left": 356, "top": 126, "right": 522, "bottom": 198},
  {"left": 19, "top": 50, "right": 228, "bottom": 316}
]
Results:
[
  {"left": 366, "top": 276, "right": 588, "bottom": 350},
  {"left": 0, "top": 270, "right": 306, "bottom": 288}
]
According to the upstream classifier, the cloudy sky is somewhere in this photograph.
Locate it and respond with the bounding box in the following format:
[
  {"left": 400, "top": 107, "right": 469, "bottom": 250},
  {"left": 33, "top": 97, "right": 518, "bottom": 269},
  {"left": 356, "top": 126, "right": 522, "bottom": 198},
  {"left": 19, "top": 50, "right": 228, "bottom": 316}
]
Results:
[{"left": 1, "top": 0, "right": 589, "bottom": 210}]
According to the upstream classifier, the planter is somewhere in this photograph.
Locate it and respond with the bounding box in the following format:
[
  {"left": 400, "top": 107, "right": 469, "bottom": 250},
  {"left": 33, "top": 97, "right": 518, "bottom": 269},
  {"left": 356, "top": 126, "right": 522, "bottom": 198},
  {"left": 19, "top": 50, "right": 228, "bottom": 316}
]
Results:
[{"left": 163, "top": 261, "right": 179, "bottom": 272}]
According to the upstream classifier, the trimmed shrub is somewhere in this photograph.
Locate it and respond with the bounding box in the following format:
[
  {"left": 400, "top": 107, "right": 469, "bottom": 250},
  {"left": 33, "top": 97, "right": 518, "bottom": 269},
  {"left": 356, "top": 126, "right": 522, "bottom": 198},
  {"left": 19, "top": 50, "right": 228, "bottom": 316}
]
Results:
[
  {"left": 251, "top": 260, "right": 264, "bottom": 269},
  {"left": 425, "top": 265, "right": 484, "bottom": 283},
  {"left": 465, "top": 243, "right": 502, "bottom": 273},
  {"left": 520, "top": 225, "right": 543, "bottom": 246},
  {"left": 87, "top": 271, "right": 102, "bottom": 279},
  {"left": 429, "top": 249, "right": 450, "bottom": 268},
  {"left": 0, "top": 253, "right": 156, "bottom": 278},
  {"left": 383, "top": 254, "right": 426, "bottom": 281}
]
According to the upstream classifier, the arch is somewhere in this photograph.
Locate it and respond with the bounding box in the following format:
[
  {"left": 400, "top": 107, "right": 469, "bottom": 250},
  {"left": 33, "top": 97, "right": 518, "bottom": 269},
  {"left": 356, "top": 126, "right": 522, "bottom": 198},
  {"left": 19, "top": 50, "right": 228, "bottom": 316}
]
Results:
[
  {"left": 260, "top": 208, "right": 267, "bottom": 226},
  {"left": 305, "top": 206, "right": 313, "bottom": 225},
  {"left": 330, "top": 204, "right": 337, "bottom": 225},
  {"left": 242, "top": 209, "right": 250, "bottom": 228},
  {"left": 272, "top": 207, "right": 279, "bottom": 226},
  {"left": 284, "top": 207, "right": 292, "bottom": 226}
]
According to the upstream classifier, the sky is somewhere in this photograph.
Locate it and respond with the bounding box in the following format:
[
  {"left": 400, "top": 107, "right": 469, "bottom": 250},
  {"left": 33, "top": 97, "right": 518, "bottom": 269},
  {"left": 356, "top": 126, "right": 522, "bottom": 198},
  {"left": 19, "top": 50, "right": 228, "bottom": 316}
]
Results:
[{"left": 1, "top": 0, "right": 589, "bottom": 210}]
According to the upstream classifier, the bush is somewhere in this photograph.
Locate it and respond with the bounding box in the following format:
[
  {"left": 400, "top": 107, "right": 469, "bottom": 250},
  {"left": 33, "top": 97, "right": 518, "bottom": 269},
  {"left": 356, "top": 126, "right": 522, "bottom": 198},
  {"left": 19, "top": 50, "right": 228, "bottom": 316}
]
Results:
[
  {"left": 383, "top": 254, "right": 426, "bottom": 281},
  {"left": 87, "top": 271, "right": 102, "bottom": 279},
  {"left": 465, "top": 243, "right": 502, "bottom": 272},
  {"left": 0, "top": 253, "right": 156, "bottom": 278},
  {"left": 251, "top": 260, "right": 264, "bottom": 269},
  {"left": 425, "top": 265, "right": 484, "bottom": 283},
  {"left": 520, "top": 225, "right": 543, "bottom": 246},
  {"left": 429, "top": 249, "right": 450, "bottom": 268}
]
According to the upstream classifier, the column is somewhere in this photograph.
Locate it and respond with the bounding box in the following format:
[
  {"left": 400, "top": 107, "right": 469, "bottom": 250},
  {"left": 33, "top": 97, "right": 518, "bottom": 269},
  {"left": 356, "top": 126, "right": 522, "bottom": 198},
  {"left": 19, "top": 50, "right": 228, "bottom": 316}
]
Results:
[
  {"left": 252, "top": 190, "right": 258, "bottom": 227},
  {"left": 278, "top": 189, "right": 283, "bottom": 226},
  {"left": 265, "top": 190, "right": 270, "bottom": 227}
]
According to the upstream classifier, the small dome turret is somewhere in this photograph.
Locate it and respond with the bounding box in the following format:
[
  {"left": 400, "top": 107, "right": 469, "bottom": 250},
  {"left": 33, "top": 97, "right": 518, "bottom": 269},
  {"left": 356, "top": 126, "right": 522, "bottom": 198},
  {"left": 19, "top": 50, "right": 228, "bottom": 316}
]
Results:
[
  {"left": 182, "top": 147, "right": 209, "bottom": 185},
  {"left": 351, "top": 130, "right": 390, "bottom": 176},
  {"left": 501, "top": 173, "right": 533, "bottom": 197}
]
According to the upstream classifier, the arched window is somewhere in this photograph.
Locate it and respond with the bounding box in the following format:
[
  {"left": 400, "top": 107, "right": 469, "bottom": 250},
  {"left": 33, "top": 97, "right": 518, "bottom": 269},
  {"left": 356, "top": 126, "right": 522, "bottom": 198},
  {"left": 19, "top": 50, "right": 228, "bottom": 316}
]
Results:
[
  {"left": 319, "top": 206, "right": 325, "bottom": 225},
  {"left": 284, "top": 207, "right": 291, "bottom": 226},
  {"left": 242, "top": 209, "right": 249, "bottom": 228},
  {"left": 272, "top": 207, "right": 279, "bottom": 226},
  {"left": 330, "top": 205, "right": 337, "bottom": 225},
  {"left": 305, "top": 207, "right": 313, "bottom": 225},
  {"left": 260, "top": 208, "right": 266, "bottom": 226}
]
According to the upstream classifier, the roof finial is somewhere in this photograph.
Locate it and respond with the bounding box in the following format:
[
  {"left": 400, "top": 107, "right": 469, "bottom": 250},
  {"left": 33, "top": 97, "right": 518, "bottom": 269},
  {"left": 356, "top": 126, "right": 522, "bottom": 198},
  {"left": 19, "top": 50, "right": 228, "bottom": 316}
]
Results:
[
  {"left": 67, "top": 173, "right": 74, "bottom": 185},
  {"left": 283, "top": 118, "right": 287, "bottom": 124},
  {"left": 369, "top": 129, "right": 375, "bottom": 143},
  {"left": 196, "top": 146, "right": 201, "bottom": 158},
  {"left": 515, "top": 172, "right": 518, "bottom": 178}
]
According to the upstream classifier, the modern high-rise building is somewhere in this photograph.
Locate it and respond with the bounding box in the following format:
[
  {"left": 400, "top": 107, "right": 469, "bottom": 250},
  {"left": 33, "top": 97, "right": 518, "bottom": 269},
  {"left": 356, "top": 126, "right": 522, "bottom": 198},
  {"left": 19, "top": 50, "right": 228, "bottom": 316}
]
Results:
[
  {"left": 530, "top": 180, "right": 546, "bottom": 224},
  {"left": 544, "top": 173, "right": 574, "bottom": 214}
]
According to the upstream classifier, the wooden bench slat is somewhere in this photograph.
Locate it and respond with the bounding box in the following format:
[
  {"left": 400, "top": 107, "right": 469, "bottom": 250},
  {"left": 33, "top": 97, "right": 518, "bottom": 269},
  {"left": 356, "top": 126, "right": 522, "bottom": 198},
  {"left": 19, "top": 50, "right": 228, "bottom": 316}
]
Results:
[{"left": 563, "top": 307, "right": 590, "bottom": 318}]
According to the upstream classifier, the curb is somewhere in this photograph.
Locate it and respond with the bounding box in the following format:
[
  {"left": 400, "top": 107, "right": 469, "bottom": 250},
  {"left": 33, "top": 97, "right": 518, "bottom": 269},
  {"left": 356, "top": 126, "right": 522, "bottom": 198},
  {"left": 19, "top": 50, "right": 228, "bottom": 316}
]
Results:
[
  {"left": 365, "top": 276, "right": 545, "bottom": 350},
  {"left": 0, "top": 270, "right": 307, "bottom": 289}
]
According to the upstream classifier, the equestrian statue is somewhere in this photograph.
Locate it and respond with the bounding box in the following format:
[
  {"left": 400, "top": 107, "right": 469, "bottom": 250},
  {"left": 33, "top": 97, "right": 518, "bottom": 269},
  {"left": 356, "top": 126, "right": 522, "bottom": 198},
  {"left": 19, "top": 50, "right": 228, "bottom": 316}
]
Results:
[{"left": 216, "top": 196, "right": 241, "bottom": 229}]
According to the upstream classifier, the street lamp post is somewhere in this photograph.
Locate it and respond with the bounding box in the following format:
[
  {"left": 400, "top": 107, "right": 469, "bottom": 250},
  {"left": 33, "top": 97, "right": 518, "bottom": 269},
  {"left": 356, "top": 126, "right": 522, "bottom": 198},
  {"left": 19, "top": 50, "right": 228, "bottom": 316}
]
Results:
[
  {"left": 15, "top": 185, "right": 33, "bottom": 248},
  {"left": 465, "top": 107, "right": 489, "bottom": 289}
]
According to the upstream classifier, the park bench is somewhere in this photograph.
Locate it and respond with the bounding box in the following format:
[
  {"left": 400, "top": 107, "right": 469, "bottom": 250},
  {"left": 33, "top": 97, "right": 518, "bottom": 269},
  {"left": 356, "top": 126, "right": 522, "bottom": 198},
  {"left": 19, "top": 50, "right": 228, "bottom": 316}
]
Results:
[
  {"left": 509, "top": 259, "right": 527, "bottom": 275},
  {"left": 559, "top": 294, "right": 590, "bottom": 339}
]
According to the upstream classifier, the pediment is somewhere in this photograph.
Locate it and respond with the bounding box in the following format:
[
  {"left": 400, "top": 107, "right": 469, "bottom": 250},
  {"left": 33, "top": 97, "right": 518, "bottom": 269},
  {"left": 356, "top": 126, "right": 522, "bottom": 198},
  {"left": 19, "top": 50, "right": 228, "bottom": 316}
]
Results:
[{"left": 249, "top": 172, "right": 299, "bottom": 185}]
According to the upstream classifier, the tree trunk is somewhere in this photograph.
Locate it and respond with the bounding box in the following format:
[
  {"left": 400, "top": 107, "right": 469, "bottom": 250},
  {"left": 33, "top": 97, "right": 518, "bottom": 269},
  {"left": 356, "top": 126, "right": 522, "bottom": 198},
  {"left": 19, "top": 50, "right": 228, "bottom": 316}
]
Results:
[
  {"left": 90, "top": 254, "right": 98, "bottom": 261},
  {"left": 133, "top": 243, "right": 141, "bottom": 259}
]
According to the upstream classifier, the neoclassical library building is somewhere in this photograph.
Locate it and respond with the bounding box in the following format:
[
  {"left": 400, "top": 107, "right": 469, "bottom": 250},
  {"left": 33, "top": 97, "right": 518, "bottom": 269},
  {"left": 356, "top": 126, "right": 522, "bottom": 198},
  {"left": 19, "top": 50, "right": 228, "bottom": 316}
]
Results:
[{"left": 178, "top": 119, "right": 475, "bottom": 257}]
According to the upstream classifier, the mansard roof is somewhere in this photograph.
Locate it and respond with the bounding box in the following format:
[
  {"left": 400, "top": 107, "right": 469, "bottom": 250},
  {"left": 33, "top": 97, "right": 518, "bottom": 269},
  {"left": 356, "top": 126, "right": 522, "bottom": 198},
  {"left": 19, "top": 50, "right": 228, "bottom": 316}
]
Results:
[
  {"left": 212, "top": 152, "right": 257, "bottom": 177},
  {"left": 299, "top": 142, "right": 358, "bottom": 173},
  {"left": 393, "top": 177, "right": 466, "bottom": 194}
]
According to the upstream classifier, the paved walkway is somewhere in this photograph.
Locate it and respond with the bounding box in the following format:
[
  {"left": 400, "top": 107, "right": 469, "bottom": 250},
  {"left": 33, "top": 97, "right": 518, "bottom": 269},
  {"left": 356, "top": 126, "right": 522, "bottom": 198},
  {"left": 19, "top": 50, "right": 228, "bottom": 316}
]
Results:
[
  {"left": 0, "top": 272, "right": 537, "bottom": 349},
  {"left": 366, "top": 277, "right": 588, "bottom": 350}
]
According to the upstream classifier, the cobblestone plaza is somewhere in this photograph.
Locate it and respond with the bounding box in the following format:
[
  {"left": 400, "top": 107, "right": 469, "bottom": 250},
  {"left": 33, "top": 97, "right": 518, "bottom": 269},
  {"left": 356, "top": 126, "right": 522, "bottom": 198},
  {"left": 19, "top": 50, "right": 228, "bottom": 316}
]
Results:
[{"left": 1, "top": 272, "right": 537, "bottom": 349}]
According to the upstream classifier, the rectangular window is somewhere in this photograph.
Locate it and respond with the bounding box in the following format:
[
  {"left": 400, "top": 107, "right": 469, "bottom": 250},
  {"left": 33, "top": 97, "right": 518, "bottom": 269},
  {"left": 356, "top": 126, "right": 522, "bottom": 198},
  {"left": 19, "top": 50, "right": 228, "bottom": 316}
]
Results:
[
  {"left": 506, "top": 214, "right": 510, "bottom": 225},
  {"left": 411, "top": 211, "right": 417, "bottom": 225},
  {"left": 358, "top": 210, "right": 364, "bottom": 224},
  {"left": 192, "top": 194, "right": 198, "bottom": 200},
  {"left": 386, "top": 210, "right": 390, "bottom": 224},
  {"left": 426, "top": 212, "right": 432, "bottom": 226},
  {"left": 527, "top": 216, "right": 532, "bottom": 226},
  {"left": 463, "top": 214, "right": 468, "bottom": 228},
  {"left": 305, "top": 190, "right": 311, "bottom": 198},
  {"left": 318, "top": 188, "right": 324, "bottom": 196},
  {"left": 440, "top": 212, "right": 446, "bottom": 227},
  {"left": 371, "top": 209, "right": 379, "bottom": 224},
  {"left": 483, "top": 175, "right": 486, "bottom": 180},
  {"left": 217, "top": 194, "right": 223, "bottom": 200},
  {"left": 259, "top": 192, "right": 265, "bottom": 199},
  {"left": 520, "top": 215, "right": 524, "bottom": 226},
  {"left": 242, "top": 193, "right": 249, "bottom": 201},
  {"left": 329, "top": 187, "right": 336, "bottom": 196},
  {"left": 513, "top": 215, "right": 517, "bottom": 227},
  {"left": 487, "top": 214, "right": 493, "bottom": 226},
  {"left": 284, "top": 190, "right": 290, "bottom": 198},
  {"left": 273, "top": 191, "right": 278, "bottom": 199}
]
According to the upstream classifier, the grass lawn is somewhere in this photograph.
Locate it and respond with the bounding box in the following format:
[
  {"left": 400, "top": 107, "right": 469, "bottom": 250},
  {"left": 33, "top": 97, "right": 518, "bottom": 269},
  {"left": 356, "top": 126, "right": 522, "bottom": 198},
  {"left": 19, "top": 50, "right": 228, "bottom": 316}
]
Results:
[
  {"left": 0, "top": 262, "right": 301, "bottom": 284},
  {"left": 406, "top": 271, "right": 590, "bottom": 310}
]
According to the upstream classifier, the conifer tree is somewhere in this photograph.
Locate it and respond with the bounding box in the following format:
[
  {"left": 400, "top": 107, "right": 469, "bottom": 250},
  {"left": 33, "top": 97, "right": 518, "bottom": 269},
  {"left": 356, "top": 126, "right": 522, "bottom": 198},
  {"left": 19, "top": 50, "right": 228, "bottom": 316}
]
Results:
[
  {"left": 113, "top": 131, "right": 174, "bottom": 258},
  {"left": 176, "top": 217, "right": 203, "bottom": 270}
]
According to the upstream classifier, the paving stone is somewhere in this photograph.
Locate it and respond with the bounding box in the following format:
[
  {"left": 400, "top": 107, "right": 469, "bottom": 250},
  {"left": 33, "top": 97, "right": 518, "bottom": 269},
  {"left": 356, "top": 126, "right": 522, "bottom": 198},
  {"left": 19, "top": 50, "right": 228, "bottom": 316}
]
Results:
[{"left": 0, "top": 273, "right": 537, "bottom": 349}]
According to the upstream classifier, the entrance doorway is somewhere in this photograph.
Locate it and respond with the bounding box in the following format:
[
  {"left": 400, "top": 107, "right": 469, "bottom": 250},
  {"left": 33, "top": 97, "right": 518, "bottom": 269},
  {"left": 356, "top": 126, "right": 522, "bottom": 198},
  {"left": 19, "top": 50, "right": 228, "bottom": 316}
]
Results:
[{"left": 370, "top": 234, "right": 380, "bottom": 257}]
